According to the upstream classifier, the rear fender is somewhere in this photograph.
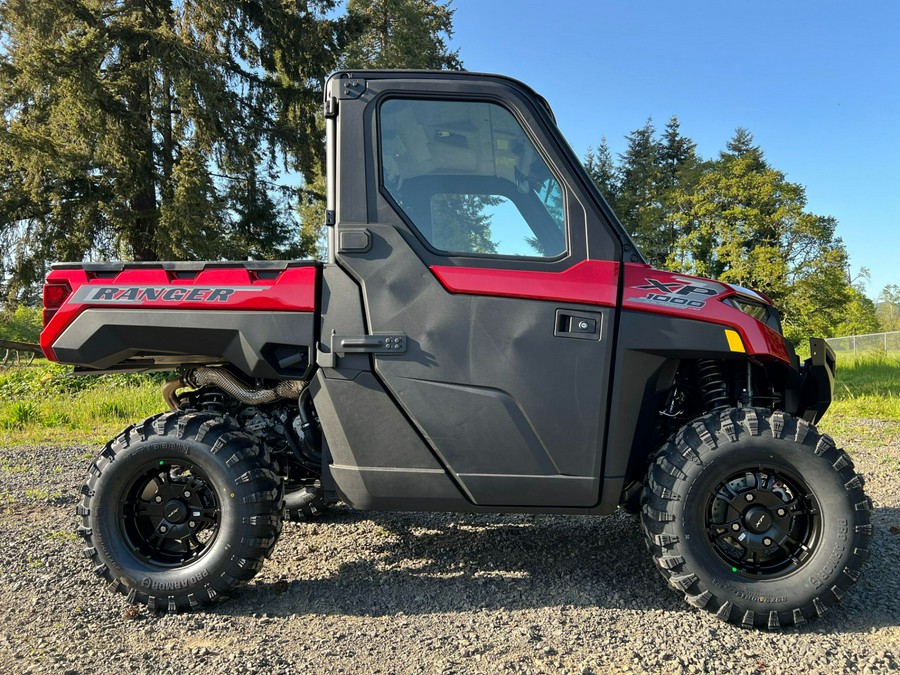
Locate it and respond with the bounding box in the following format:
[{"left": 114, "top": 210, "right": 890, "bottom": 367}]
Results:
[{"left": 40, "top": 261, "right": 319, "bottom": 378}]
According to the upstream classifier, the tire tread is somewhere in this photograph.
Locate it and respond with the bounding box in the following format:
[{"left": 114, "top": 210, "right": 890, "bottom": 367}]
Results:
[
  {"left": 77, "top": 411, "right": 283, "bottom": 613},
  {"left": 640, "top": 407, "right": 872, "bottom": 628}
]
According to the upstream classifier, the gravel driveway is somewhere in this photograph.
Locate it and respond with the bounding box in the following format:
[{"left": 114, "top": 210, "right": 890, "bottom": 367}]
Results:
[{"left": 0, "top": 423, "right": 897, "bottom": 674}]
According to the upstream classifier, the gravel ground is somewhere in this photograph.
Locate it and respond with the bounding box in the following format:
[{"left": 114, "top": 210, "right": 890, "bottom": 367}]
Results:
[{"left": 0, "top": 423, "right": 897, "bottom": 675}]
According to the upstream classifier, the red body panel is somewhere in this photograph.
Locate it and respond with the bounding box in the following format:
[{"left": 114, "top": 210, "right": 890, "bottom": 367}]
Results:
[
  {"left": 43, "top": 258, "right": 789, "bottom": 366},
  {"left": 40, "top": 265, "right": 318, "bottom": 361},
  {"left": 430, "top": 260, "right": 620, "bottom": 307},
  {"left": 429, "top": 261, "right": 789, "bottom": 364},
  {"left": 621, "top": 264, "right": 789, "bottom": 363}
]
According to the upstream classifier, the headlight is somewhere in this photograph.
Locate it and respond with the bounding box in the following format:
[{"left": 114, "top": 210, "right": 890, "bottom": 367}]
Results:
[
  {"left": 729, "top": 297, "right": 769, "bottom": 322},
  {"left": 724, "top": 297, "right": 783, "bottom": 333}
]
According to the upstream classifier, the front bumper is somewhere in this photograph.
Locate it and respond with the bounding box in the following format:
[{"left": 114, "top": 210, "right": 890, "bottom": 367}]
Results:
[{"left": 797, "top": 338, "right": 836, "bottom": 423}]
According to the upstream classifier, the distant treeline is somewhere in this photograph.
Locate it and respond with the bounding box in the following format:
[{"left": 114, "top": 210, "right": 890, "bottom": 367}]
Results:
[{"left": 582, "top": 121, "right": 893, "bottom": 340}]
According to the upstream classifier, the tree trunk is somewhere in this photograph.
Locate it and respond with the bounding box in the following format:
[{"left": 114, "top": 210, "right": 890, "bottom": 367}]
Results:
[{"left": 125, "top": 0, "right": 158, "bottom": 261}]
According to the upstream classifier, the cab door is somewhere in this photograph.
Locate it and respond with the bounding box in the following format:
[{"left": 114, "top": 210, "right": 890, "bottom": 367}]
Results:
[{"left": 329, "top": 73, "right": 623, "bottom": 507}]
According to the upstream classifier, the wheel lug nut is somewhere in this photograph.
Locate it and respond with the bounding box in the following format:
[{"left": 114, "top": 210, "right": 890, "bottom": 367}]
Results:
[
  {"left": 159, "top": 525, "right": 168, "bottom": 533},
  {"left": 189, "top": 521, "right": 196, "bottom": 528},
  {"left": 745, "top": 494, "right": 755, "bottom": 502},
  {"left": 777, "top": 508, "right": 786, "bottom": 517},
  {"left": 183, "top": 491, "right": 191, "bottom": 498},
  {"left": 154, "top": 496, "right": 162, "bottom": 503},
  {"left": 731, "top": 523, "right": 741, "bottom": 532},
  {"left": 763, "top": 537, "right": 773, "bottom": 546}
]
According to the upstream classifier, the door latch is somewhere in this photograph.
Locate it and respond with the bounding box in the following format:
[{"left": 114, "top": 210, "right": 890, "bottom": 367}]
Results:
[
  {"left": 555, "top": 310, "right": 602, "bottom": 340},
  {"left": 331, "top": 333, "right": 407, "bottom": 354}
]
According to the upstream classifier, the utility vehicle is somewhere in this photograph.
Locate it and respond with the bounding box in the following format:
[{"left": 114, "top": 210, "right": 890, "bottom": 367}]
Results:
[{"left": 40, "top": 71, "right": 871, "bottom": 628}]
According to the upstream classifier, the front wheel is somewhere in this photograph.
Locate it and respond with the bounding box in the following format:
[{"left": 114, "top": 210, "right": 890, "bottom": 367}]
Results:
[
  {"left": 77, "top": 411, "right": 283, "bottom": 611},
  {"left": 641, "top": 408, "right": 872, "bottom": 628}
]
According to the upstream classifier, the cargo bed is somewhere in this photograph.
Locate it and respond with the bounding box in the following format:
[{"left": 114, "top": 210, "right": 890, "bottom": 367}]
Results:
[{"left": 40, "top": 260, "right": 319, "bottom": 378}]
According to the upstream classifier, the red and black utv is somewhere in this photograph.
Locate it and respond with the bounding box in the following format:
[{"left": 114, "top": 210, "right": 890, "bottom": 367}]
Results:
[{"left": 40, "top": 71, "right": 869, "bottom": 628}]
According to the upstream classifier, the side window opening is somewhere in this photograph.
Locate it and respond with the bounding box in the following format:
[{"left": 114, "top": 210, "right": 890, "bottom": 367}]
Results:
[{"left": 380, "top": 98, "right": 566, "bottom": 258}]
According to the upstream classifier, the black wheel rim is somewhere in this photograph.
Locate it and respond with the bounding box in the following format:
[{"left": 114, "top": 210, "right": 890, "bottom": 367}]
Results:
[
  {"left": 120, "top": 460, "right": 220, "bottom": 568},
  {"left": 704, "top": 466, "right": 821, "bottom": 578}
]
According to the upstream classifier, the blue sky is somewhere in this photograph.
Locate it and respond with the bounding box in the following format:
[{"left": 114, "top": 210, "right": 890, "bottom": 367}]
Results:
[{"left": 447, "top": 1, "right": 899, "bottom": 300}]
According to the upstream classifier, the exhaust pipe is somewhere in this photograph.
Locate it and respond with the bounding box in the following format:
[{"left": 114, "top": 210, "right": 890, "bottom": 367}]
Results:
[{"left": 163, "top": 367, "right": 306, "bottom": 409}]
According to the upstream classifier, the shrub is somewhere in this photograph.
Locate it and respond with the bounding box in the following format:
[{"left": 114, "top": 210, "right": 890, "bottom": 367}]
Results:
[{"left": 0, "top": 306, "right": 42, "bottom": 343}]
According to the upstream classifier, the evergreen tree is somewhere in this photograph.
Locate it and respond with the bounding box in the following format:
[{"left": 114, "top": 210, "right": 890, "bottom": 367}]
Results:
[
  {"left": 583, "top": 138, "right": 619, "bottom": 211},
  {"left": 616, "top": 119, "right": 667, "bottom": 265},
  {"left": 658, "top": 116, "right": 702, "bottom": 265},
  {"left": 343, "top": 0, "right": 461, "bottom": 70},
  {"left": 298, "top": 0, "right": 461, "bottom": 259},
  {"left": 659, "top": 116, "right": 700, "bottom": 188},
  {"left": 721, "top": 127, "right": 766, "bottom": 171},
  {"left": 430, "top": 193, "right": 499, "bottom": 254},
  {"left": 0, "top": 0, "right": 347, "bottom": 303},
  {"left": 296, "top": 171, "right": 329, "bottom": 260}
]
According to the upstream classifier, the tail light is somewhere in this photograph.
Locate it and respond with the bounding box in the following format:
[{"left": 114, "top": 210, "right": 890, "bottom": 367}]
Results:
[{"left": 42, "top": 281, "right": 72, "bottom": 326}]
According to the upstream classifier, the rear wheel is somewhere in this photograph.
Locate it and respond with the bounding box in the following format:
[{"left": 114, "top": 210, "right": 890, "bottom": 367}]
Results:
[
  {"left": 641, "top": 408, "right": 872, "bottom": 628},
  {"left": 283, "top": 483, "right": 329, "bottom": 521},
  {"left": 77, "top": 411, "right": 283, "bottom": 611}
]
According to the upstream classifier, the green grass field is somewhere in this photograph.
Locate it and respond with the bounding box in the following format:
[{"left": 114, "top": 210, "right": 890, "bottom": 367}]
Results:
[
  {"left": 0, "top": 362, "right": 168, "bottom": 445},
  {"left": 1, "top": 354, "right": 898, "bottom": 447},
  {"left": 830, "top": 354, "right": 900, "bottom": 417},
  {"left": 822, "top": 354, "right": 900, "bottom": 449}
]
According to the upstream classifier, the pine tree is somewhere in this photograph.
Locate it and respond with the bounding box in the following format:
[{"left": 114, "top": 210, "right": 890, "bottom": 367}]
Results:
[
  {"left": 297, "top": 0, "right": 461, "bottom": 259},
  {"left": 0, "top": 0, "right": 347, "bottom": 303},
  {"left": 658, "top": 117, "right": 701, "bottom": 193},
  {"left": 617, "top": 119, "right": 667, "bottom": 265},
  {"left": 430, "top": 193, "right": 499, "bottom": 254},
  {"left": 342, "top": 0, "right": 461, "bottom": 70},
  {"left": 657, "top": 116, "right": 701, "bottom": 265},
  {"left": 721, "top": 127, "right": 767, "bottom": 171},
  {"left": 584, "top": 138, "right": 619, "bottom": 211}
]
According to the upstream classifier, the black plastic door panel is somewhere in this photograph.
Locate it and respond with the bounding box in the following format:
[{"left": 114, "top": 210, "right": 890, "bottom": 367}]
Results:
[{"left": 331, "top": 73, "right": 620, "bottom": 507}]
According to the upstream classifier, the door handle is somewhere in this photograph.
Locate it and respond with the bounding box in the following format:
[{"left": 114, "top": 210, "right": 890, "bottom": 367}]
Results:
[
  {"left": 555, "top": 310, "right": 602, "bottom": 340},
  {"left": 332, "top": 333, "right": 407, "bottom": 354}
]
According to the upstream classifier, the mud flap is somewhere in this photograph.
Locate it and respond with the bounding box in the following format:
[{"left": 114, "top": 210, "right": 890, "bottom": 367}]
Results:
[{"left": 797, "top": 338, "right": 836, "bottom": 423}]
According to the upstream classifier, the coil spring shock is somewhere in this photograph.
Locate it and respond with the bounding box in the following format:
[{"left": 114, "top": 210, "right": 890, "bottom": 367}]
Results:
[
  {"left": 199, "top": 389, "right": 227, "bottom": 415},
  {"left": 696, "top": 360, "right": 729, "bottom": 411}
]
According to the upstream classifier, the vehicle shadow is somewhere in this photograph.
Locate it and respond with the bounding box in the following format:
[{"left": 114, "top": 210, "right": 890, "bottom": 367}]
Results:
[
  {"left": 235, "top": 508, "right": 668, "bottom": 616},
  {"left": 228, "top": 505, "right": 899, "bottom": 633}
]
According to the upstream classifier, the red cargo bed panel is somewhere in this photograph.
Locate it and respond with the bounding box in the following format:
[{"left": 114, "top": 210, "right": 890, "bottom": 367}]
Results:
[{"left": 41, "top": 261, "right": 319, "bottom": 364}]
